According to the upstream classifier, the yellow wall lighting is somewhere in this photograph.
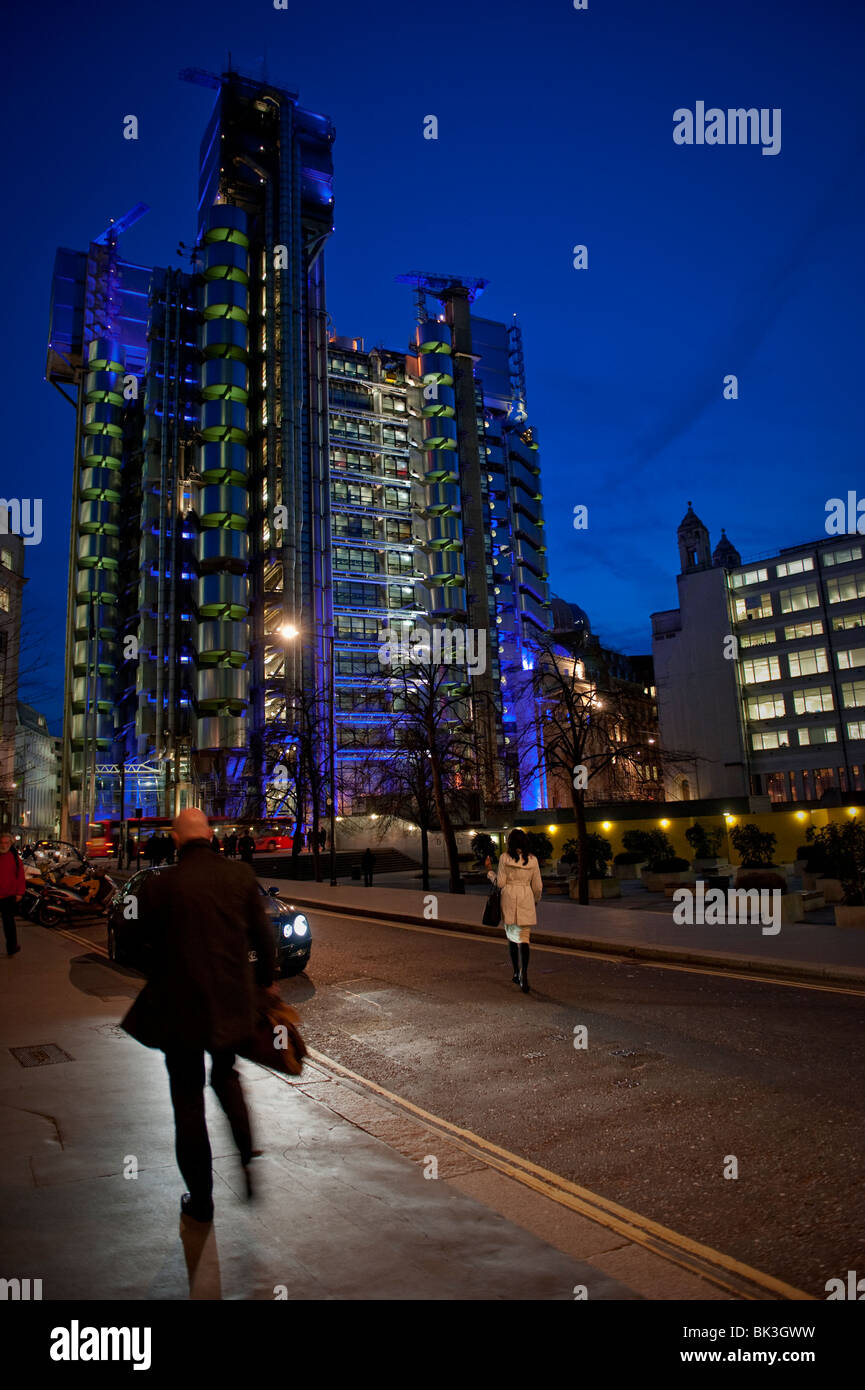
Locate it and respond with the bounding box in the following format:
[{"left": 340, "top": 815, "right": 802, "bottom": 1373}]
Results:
[
  {"left": 602, "top": 821, "right": 612, "bottom": 830},
  {"left": 724, "top": 814, "right": 735, "bottom": 825},
  {"left": 660, "top": 819, "right": 670, "bottom": 828},
  {"left": 847, "top": 807, "right": 858, "bottom": 817},
  {"left": 795, "top": 811, "right": 808, "bottom": 821}
]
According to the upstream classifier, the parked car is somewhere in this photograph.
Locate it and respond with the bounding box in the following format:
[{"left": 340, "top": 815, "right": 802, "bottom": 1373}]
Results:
[{"left": 106, "top": 868, "right": 311, "bottom": 977}]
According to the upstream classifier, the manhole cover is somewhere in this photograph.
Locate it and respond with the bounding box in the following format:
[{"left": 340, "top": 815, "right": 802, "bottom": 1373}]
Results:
[{"left": 9, "top": 1044, "right": 74, "bottom": 1068}]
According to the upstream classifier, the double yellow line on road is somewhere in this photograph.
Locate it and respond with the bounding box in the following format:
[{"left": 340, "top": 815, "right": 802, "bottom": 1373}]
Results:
[
  {"left": 308, "top": 1045, "right": 813, "bottom": 1302},
  {"left": 49, "top": 917, "right": 817, "bottom": 1298}
]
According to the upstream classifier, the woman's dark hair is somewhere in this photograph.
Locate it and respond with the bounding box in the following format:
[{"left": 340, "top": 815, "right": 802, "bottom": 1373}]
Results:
[{"left": 507, "top": 828, "right": 530, "bottom": 865}]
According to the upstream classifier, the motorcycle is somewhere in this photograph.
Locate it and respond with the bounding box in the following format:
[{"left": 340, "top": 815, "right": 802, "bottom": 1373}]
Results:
[{"left": 23, "top": 862, "right": 118, "bottom": 927}]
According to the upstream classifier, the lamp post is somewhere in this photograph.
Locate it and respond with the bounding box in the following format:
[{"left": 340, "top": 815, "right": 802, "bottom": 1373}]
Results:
[{"left": 279, "top": 621, "right": 337, "bottom": 886}]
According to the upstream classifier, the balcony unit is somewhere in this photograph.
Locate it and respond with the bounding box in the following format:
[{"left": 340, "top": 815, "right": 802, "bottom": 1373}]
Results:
[
  {"left": 513, "top": 512, "right": 545, "bottom": 550},
  {"left": 510, "top": 486, "right": 542, "bottom": 524},
  {"left": 509, "top": 454, "right": 540, "bottom": 499}
]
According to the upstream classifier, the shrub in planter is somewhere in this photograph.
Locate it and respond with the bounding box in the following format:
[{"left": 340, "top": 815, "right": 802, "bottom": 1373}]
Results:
[
  {"left": 614, "top": 851, "right": 647, "bottom": 865},
  {"left": 684, "top": 822, "right": 724, "bottom": 860},
  {"left": 652, "top": 857, "right": 690, "bottom": 874},
  {"left": 805, "top": 821, "right": 865, "bottom": 906},
  {"left": 623, "top": 828, "right": 675, "bottom": 871},
  {"left": 729, "top": 824, "right": 777, "bottom": 867},
  {"left": 524, "top": 831, "right": 554, "bottom": 868},
  {"left": 471, "top": 832, "right": 497, "bottom": 867},
  {"left": 562, "top": 834, "right": 613, "bottom": 878},
  {"left": 733, "top": 868, "right": 787, "bottom": 894}
]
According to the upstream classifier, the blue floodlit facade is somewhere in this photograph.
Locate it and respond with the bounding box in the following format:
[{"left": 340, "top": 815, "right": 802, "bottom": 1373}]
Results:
[{"left": 46, "top": 67, "right": 551, "bottom": 832}]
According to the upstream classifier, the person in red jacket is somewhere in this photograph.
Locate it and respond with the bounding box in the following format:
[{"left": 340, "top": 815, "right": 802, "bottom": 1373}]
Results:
[{"left": 0, "top": 832, "right": 26, "bottom": 956}]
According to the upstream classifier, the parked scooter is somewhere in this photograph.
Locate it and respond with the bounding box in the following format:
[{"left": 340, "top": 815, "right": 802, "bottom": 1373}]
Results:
[{"left": 34, "top": 871, "right": 118, "bottom": 926}]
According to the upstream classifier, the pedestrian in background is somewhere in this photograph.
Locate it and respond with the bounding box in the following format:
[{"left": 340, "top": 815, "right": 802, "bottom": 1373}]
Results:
[
  {"left": 486, "top": 829, "right": 543, "bottom": 993},
  {"left": 125, "top": 832, "right": 136, "bottom": 866},
  {"left": 238, "top": 829, "right": 255, "bottom": 864},
  {"left": 361, "top": 847, "right": 376, "bottom": 887},
  {"left": 0, "top": 832, "right": 25, "bottom": 956},
  {"left": 211, "top": 830, "right": 221, "bottom": 855},
  {"left": 121, "top": 809, "right": 276, "bottom": 1223},
  {"left": 225, "top": 831, "right": 238, "bottom": 859}
]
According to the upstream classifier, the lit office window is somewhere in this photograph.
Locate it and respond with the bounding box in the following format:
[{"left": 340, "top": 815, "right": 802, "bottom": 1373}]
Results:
[
  {"left": 797, "top": 726, "right": 838, "bottom": 746},
  {"left": 833, "top": 611, "right": 865, "bottom": 631},
  {"left": 827, "top": 574, "right": 865, "bottom": 603},
  {"left": 776, "top": 557, "right": 814, "bottom": 578},
  {"left": 784, "top": 619, "right": 823, "bottom": 639},
  {"left": 822, "top": 545, "right": 863, "bottom": 567},
  {"left": 841, "top": 681, "right": 865, "bottom": 708},
  {"left": 788, "top": 648, "right": 828, "bottom": 677},
  {"left": 752, "top": 729, "right": 790, "bottom": 750},
  {"left": 793, "top": 686, "right": 834, "bottom": 714},
  {"left": 740, "top": 630, "right": 777, "bottom": 648},
  {"left": 734, "top": 593, "right": 773, "bottom": 621},
  {"left": 742, "top": 655, "right": 781, "bottom": 683},
  {"left": 837, "top": 648, "right": 865, "bottom": 670},
  {"left": 848, "top": 722, "right": 865, "bottom": 739},
  {"left": 730, "top": 567, "right": 768, "bottom": 588},
  {"left": 779, "top": 584, "right": 819, "bottom": 613},
  {"left": 746, "top": 694, "right": 786, "bottom": 719}
]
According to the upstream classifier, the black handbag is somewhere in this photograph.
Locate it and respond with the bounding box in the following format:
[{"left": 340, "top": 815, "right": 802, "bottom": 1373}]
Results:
[{"left": 482, "top": 884, "right": 502, "bottom": 926}]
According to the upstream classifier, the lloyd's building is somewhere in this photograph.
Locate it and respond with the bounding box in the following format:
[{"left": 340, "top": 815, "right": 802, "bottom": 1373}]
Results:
[{"left": 45, "top": 67, "right": 552, "bottom": 841}]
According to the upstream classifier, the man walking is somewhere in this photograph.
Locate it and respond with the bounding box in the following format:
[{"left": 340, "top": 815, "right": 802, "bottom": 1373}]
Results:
[
  {"left": 121, "top": 809, "right": 276, "bottom": 1223},
  {"left": 361, "top": 846, "right": 376, "bottom": 888},
  {"left": 238, "top": 829, "right": 255, "bottom": 864},
  {"left": 0, "top": 832, "right": 25, "bottom": 956}
]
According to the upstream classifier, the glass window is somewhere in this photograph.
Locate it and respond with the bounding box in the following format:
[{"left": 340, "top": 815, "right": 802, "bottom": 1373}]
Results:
[
  {"left": 837, "top": 648, "right": 865, "bottom": 670},
  {"left": 797, "top": 726, "right": 838, "bottom": 746},
  {"left": 847, "top": 722, "right": 865, "bottom": 740},
  {"left": 776, "top": 557, "right": 814, "bottom": 578},
  {"left": 0, "top": 585, "right": 8, "bottom": 612},
  {"left": 788, "top": 648, "right": 828, "bottom": 677},
  {"left": 784, "top": 619, "right": 823, "bottom": 639},
  {"left": 730, "top": 567, "right": 768, "bottom": 588},
  {"left": 734, "top": 592, "right": 773, "bottom": 621},
  {"left": 739, "top": 630, "right": 776, "bottom": 649},
  {"left": 833, "top": 611, "right": 865, "bottom": 631},
  {"left": 779, "top": 584, "right": 819, "bottom": 613},
  {"left": 752, "top": 729, "right": 789, "bottom": 750},
  {"left": 741, "top": 655, "right": 781, "bottom": 683},
  {"left": 842, "top": 681, "right": 865, "bottom": 708},
  {"left": 822, "top": 545, "right": 862, "bottom": 567},
  {"left": 827, "top": 574, "right": 865, "bottom": 603},
  {"left": 0, "top": 550, "right": 11, "bottom": 569},
  {"left": 746, "top": 694, "right": 786, "bottom": 719},
  {"left": 793, "top": 686, "right": 834, "bottom": 714}
]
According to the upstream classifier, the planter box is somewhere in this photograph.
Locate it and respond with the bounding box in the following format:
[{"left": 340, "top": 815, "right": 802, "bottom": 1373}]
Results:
[
  {"left": 587, "top": 878, "right": 621, "bottom": 900},
  {"left": 614, "top": 860, "right": 646, "bottom": 880},
  {"left": 692, "top": 858, "right": 725, "bottom": 872},
  {"left": 544, "top": 878, "right": 570, "bottom": 896},
  {"left": 780, "top": 892, "right": 804, "bottom": 923},
  {"left": 801, "top": 889, "right": 825, "bottom": 912},
  {"left": 645, "top": 871, "right": 693, "bottom": 892},
  {"left": 834, "top": 904, "right": 865, "bottom": 928},
  {"left": 818, "top": 877, "right": 845, "bottom": 903}
]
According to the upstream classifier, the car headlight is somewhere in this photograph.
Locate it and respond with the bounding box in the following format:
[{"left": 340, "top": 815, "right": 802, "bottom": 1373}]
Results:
[{"left": 291, "top": 915, "right": 309, "bottom": 937}]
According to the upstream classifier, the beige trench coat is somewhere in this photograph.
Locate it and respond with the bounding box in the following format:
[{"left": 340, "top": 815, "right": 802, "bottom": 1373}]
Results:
[{"left": 488, "top": 853, "right": 543, "bottom": 933}]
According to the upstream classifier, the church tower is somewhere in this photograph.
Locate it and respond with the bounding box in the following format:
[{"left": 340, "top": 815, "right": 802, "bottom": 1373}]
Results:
[
  {"left": 677, "top": 502, "right": 712, "bottom": 573},
  {"left": 712, "top": 528, "right": 742, "bottom": 569}
]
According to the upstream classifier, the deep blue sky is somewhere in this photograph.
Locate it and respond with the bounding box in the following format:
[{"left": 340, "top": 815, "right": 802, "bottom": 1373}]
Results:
[{"left": 4, "top": 0, "right": 863, "bottom": 731}]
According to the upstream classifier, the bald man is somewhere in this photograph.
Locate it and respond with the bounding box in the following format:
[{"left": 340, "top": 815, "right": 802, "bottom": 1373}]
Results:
[{"left": 122, "top": 808, "right": 276, "bottom": 1223}]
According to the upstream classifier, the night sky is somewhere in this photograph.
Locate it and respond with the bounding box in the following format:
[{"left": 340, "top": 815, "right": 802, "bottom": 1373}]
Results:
[{"left": 5, "top": 0, "right": 863, "bottom": 732}]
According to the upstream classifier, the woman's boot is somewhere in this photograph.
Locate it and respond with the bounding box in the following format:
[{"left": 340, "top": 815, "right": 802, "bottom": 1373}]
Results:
[
  {"left": 518, "top": 943, "right": 530, "bottom": 993},
  {"left": 508, "top": 941, "right": 520, "bottom": 983}
]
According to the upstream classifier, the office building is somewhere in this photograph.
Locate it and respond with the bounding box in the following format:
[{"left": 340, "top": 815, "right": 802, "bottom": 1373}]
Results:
[{"left": 652, "top": 505, "right": 865, "bottom": 802}]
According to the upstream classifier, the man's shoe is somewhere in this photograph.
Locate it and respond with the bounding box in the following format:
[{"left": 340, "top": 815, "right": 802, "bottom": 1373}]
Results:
[
  {"left": 7, "top": 945, "right": 20, "bottom": 957},
  {"left": 180, "top": 1192, "right": 214, "bottom": 1223},
  {"left": 243, "top": 1165, "right": 254, "bottom": 1200}
]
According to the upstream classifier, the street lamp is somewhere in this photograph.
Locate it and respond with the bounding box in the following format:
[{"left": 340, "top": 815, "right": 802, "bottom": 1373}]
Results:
[{"left": 279, "top": 621, "right": 337, "bottom": 886}]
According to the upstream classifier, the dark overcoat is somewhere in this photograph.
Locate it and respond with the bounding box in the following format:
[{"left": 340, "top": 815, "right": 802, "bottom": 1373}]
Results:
[{"left": 121, "top": 839, "right": 275, "bottom": 1052}]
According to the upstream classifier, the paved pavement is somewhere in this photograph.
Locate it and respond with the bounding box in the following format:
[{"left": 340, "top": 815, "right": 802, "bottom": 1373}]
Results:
[
  {"left": 0, "top": 916, "right": 743, "bottom": 1301},
  {"left": 255, "top": 873, "right": 865, "bottom": 987}
]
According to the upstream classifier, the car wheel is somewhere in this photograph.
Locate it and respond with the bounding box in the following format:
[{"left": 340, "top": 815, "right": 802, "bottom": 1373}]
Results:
[{"left": 38, "top": 900, "right": 66, "bottom": 928}]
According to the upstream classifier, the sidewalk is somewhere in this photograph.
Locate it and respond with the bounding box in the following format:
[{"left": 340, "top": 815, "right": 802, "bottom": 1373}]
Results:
[
  {"left": 0, "top": 919, "right": 738, "bottom": 1301},
  {"left": 259, "top": 876, "right": 865, "bottom": 987}
]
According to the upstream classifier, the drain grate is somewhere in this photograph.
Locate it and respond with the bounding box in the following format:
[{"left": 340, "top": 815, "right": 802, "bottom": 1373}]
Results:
[{"left": 9, "top": 1043, "right": 74, "bottom": 1068}]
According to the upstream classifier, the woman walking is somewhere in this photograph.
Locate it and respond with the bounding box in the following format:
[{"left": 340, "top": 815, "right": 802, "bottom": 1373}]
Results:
[{"left": 486, "top": 829, "right": 543, "bottom": 993}]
